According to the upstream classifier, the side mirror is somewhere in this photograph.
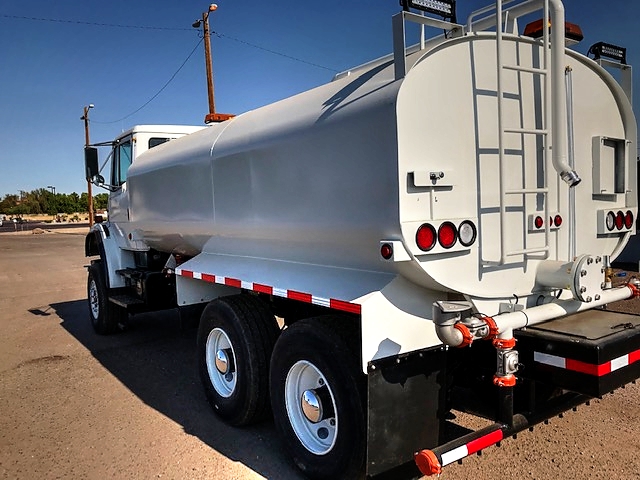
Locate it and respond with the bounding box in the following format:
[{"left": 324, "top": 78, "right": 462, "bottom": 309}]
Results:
[{"left": 84, "top": 147, "right": 99, "bottom": 180}]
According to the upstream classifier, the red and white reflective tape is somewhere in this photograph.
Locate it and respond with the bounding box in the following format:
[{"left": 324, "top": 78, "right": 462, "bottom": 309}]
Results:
[
  {"left": 416, "top": 428, "right": 505, "bottom": 475},
  {"left": 440, "top": 429, "right": 504, "bottom": 467},
  {"left": 175, "top": 268, "right": 362, "bottom": 315},
  {"left": 534, "top": 349, "right": 640, "bottom": 377}
]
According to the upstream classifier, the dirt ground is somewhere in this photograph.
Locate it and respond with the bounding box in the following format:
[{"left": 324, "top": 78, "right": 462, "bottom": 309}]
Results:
[{"left": 1, "top": 230, "right": 640, "bottom": 480}]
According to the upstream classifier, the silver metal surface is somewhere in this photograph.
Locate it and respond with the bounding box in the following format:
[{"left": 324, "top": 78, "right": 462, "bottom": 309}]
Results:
[
  {"left": 497, "top": 349, "right": 519, "bottom": 376},
  {"left": 205, "top": 328, "right": 237, "bottom": 398},
  {"left": 89, "top": 279, "right": 99, "bottom": 319},
  {"left": 285, "top": 360, "right": 337, "bottom": 455},
  {"left": 215, "top": 348, "right": 233, "bottom": 375},
  {"left": 301, "top": 389, "right": 323, "bottom": 424}
]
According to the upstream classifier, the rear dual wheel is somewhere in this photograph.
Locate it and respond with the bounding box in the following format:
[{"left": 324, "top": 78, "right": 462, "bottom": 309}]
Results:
[
  {"left": 197, "top": 294, "right": 280, "bottom": 426},
  {"left": 270, "top": 317, "right": 366, "bottom": 479}
]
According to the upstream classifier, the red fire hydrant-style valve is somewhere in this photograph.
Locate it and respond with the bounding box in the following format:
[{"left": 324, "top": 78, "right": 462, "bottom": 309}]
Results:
[{"left": 493, "top": 337, "right": 519, "bottom": 387}]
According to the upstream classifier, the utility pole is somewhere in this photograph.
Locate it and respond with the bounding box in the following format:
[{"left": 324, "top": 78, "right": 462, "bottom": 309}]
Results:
[
  {"left": 81, "top": 104, "right": 95, "bottom": 227},
  {"left": 202, "top": 5, "right": 216, "bottom": 120},
  {"left": 193, "top": 4, "right": 234, "bottom": 124}
]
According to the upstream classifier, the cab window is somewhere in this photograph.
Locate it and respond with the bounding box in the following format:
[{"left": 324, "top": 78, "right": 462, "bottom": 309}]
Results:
[
  {"left": 111, "top": 139, "right": 132, "bottom": 187},
  {"left": 149, "top": 137, "right": 170, "bottom": 149}
]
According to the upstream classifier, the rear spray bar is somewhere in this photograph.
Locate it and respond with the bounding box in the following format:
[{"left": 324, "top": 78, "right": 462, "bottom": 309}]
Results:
[{"left": 414, "top": 392, "right": 587, "bottom": 476}]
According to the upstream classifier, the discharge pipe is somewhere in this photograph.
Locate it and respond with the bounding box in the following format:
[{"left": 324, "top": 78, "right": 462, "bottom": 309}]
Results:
[
  {"left": 434, "top": 281, "right": 639, "bottom": 349},
  {"left": 548, "top": 0, "right": 580, "bottom": 186}
]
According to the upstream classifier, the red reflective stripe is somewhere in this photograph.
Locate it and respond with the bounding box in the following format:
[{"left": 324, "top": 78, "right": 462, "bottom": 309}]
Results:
[
  {"left": 287, "top": 290, "right": 313, "bottom": 303},
  {"left": 253, "top": 283, "right": 273, "bottom": 295},
  {"left": 565, "top": 358, "right": 610, "bottom": 377},
  {"left": 630, "top": 349, "right": 640, "bottom": 364},
  {"left": 330, "top": 299, "right": 362, "bottom": 314},
  {"left": 176, "top": 270, "right": 362, "bottom": 315},
  {"left": 224, "top": 277, "right": 242, "bottom": 288},
  {"left": 466, "top": 429, "right": 503, "bottom": 455}
]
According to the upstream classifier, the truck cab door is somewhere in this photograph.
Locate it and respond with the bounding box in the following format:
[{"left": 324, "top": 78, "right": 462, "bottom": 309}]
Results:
[{"left": 108, "top": 136, "right": 133, "bottom": 225}]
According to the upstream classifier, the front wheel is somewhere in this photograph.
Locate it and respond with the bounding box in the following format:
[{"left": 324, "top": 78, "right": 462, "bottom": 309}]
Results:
[
  {"left": 270, "top": 317, "right": 366, "bottom": 480},
  {"left": 87, "top": 262, "right": 126, "bottom": 335}
]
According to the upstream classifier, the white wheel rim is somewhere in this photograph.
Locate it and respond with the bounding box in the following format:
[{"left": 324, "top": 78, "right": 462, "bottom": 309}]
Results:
[
  {"left": 285, "top": 360, "right": 337, "bottom": 455},
  {"left": 89, "top": 278, "right": 100, "bottom": 320},
  {"left": 205, "top": 328, "right": 237, "bottom": 398}
]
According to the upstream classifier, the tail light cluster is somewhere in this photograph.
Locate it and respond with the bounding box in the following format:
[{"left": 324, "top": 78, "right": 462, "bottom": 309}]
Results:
[
  {"left": 416, "top": 220, "right": 477, "bottom": 252},
  {"left": 605, "top": 210, "right": 634, "bottom": 231},
  {"left": 530, "top": 213, "right": 563, "bottom": 231}
]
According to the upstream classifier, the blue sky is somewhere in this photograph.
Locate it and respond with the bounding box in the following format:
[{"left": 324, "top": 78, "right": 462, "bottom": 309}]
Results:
[{"left": 0, "top": 0, "right": 638, "bottom": 196}]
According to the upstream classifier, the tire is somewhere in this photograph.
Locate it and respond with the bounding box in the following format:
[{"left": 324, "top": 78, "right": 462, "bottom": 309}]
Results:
[
  {"left": 269, "top": 317, "right": 366, "bottom": 480},
  {"left": 87, "top": 262, "right": 126, "bottom": 335},
  {"left": 197, "top": 294, "right": 280, "bottom": 426}
]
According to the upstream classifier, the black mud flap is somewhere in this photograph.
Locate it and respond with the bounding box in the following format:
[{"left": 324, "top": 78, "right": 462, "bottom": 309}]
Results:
[
  {"left": 516, "top": 309, "right": 640, "bottom": 397},
  {"left": 366, "top": 347, "right": 446, "bottom": 478}
]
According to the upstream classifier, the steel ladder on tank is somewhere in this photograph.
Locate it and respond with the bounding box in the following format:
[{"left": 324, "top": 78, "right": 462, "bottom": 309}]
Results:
[{"left": 485, "top": 0, "right": 554, "bottom": 265}]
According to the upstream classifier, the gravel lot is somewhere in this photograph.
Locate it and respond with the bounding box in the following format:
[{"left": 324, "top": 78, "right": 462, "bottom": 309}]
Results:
[{"left": 1, "top": 230, "right": 639, "bottom": 479}]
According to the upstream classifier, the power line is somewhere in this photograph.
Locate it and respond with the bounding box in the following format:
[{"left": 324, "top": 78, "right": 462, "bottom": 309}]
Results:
[
  {"left": 92, "top": 39, "right": 204, "bottom": 124},
  {"left": 212, "top": 31, "right": 338, "bottom": 72},
  {"left": 1, "top": 13, "right": 191, "bottom": 31},
  {"left": 4, "top": 11, "right": 340, "bottom": 122},
  {"left": 1, "top": 13, "right": 338, "bottom": 71}
]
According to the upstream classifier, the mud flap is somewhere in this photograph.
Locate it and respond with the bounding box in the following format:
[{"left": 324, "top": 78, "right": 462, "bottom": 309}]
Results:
[{"left": 366, "top": 347, "right": 446, "bottom": 478}]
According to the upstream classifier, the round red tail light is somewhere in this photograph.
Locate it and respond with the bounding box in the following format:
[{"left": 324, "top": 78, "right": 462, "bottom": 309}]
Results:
[
  {"left": 554, "top": 215, "right": 563, "bottom": 227},
  {"left": 380, "top": 243, "right": 393, "bottom": 260},
  {"left": 625, "top": 211, "right": 634, "bottom": 229},
  {"left": 438, "top": 222, "right": 458, "bottom": 249},
  {"left": 534, "top": 216, "right": 544, "bottom": 229},
  {"left": 458, "top": 220, "right": 477, "bottom": 247},
  {"left": 416, "top": 224, "right": 437, "bottom": 251},
  {"left": 615, "top": 211, "right": 624, "bottom": 230}
]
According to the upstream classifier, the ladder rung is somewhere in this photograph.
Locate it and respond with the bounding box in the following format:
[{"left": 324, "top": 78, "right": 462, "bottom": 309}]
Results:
[
  {"left": 506, "top": 246, "right": 550, "bottom": 257},
  {"left": 502, "top": 64, "right": 547, "bottom": 75},
  {"left": 505, "top": 188, "right": 549, "bottom": 195},
  {"left": 504, "top": 127, "right": 548, "bottom": 135}
]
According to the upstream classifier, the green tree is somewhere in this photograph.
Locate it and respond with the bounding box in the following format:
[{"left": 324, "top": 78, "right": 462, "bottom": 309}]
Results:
[
  {"left": 68, "top": 192, "right": 80, "bottom": 212},
  {"left": 0, "top": 194, "right": 19, "bottom": 213},
  {"left": 94, "top": 193, "right": 109, "bottom": 210}
]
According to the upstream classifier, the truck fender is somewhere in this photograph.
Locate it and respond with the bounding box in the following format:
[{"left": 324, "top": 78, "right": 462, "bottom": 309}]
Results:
[
  {"left": 175, "top": 253, "right": 446, "bottom": 371},
  {"left": 85, "top": 223, "right": 135, "bottom": 289}
]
